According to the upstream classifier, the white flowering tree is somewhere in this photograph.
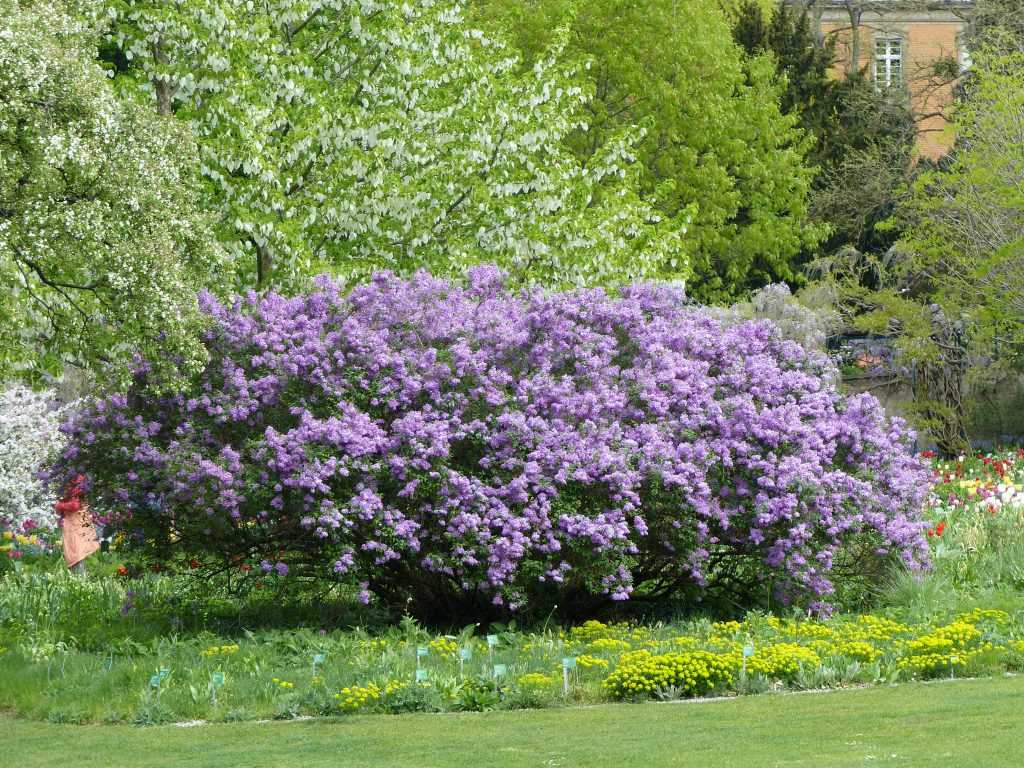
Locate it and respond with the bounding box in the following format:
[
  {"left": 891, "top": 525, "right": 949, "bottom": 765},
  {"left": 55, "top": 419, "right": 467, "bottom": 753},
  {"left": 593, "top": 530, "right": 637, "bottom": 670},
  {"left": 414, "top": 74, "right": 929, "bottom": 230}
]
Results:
[
  {"left": 0, "top": 0, "right": 226, "bottom": 388},
  {"left": 0, "top": 385, "right": 66, "bottom": 533},
  {"left": 108, "top": 0, "right": 687, "bottom": 289}
]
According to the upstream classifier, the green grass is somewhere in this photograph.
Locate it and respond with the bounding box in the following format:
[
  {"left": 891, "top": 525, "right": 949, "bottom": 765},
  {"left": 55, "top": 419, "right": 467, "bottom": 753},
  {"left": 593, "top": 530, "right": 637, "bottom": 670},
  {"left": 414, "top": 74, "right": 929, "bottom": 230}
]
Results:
[{"left": 5, "top": 675, "right": 1024, "bottom": 767}]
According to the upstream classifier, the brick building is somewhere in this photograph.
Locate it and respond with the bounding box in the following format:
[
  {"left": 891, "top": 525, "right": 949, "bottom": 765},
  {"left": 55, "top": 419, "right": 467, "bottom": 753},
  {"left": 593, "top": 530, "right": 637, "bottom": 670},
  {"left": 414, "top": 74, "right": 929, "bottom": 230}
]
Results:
[{"left": 795, "top": 1, "right": 975, "bottom": 159}]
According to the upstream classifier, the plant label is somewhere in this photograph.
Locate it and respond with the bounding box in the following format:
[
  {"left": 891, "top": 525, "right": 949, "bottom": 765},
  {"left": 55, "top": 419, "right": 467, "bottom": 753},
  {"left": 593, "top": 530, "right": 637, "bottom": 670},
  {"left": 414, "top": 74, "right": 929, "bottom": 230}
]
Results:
[
  {"left": 486, "top": 634, "right": 499, "bottom": 648},
  {"left": 459, "top": 648, "right": 472, "bottom": 661},
  {"left": 313, "top": 653, "right": 326, "bottom": 665},
  {"left": 212, "top": 672, "right": 225, "bottom": 687},
  {"left": 415, "top": 669, "right": 428, "bottom": 682},
  {"left": 492, "top": 663, "right": 507, "bottom": 677},
  {"left": 416, "top": 646, "right": 429, "bottom": 658},
  {"left": 149, "top": 675, "right": 161, "bottom": 688},
  {"left": 743, "top": 645, "right": 755, "bottom": 658},
  {"left": 562, "top": 657, "right": 577, "bottom": 670}
]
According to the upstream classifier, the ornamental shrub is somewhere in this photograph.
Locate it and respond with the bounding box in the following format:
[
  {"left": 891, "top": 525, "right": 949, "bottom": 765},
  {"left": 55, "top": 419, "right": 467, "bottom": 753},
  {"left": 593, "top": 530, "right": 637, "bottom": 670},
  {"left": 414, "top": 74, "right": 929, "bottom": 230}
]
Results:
[{"left": 50, "top": 268, "right": 930, "bottom": 620}]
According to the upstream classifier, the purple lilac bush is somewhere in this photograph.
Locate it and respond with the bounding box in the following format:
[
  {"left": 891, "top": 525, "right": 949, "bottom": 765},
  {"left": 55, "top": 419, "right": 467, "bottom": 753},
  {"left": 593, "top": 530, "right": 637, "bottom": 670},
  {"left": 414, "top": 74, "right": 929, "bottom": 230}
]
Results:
[{"left": 50, "top": 268, "right": 930, "bottom": 617}]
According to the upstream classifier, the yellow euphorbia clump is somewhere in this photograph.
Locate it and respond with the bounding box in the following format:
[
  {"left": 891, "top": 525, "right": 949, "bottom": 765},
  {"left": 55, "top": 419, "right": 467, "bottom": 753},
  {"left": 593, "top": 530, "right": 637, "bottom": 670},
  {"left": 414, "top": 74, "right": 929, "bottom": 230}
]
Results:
[
  {"left": 603, "top": 650, "right": 734, "bottom": 699},
  {"left": 429, "top": 637, "right": 458, "bottom": 655},
  {"left": 334, "top": 680, "right": 409, "bottom": 711},
  {"left": 712, "top": 620, "right": 742, "bottom": 634},
  {"left": 932, "top": 621, "right": 982, "bottom": 648},
  {"left": 334, "top": 682, "right": 381, "bottom": 710},
  {"left": 745, "top": 643, "right": 820, "bottom": 679},
  {"left": 571, "top": 620, "right": 615, "bottom": 643},
  {"left": 958, "top": 608, "right": 1010, "bottom": 626},
  {"left": 837, "top": 615, "right": 912, "bottom": 643},
  {"left": 518, "top": 672, "right": 556, "bottom": 688},
  {"left": 898, "top": 653, "right": 968, "bottom": 676},
  {"left": 778, "top": 620, "right": 833, "bottom": 641},
  {"left": 905, "top": 635, "right": 956, "bottom": 656},
  {"left": 571, "top": 619, "right": 646, "bottom": 644},
  {"left": 576, "top": 654, "right": 610, "bottom": 670},
  {"left": 670, "top": 636, "right": 700, "bottom": 649},
  {"left": 834, "top": 641, "right": 881, "bottom": 663},
  {"left": 588, "top": 638, "right": 632, "bottom": 654}
]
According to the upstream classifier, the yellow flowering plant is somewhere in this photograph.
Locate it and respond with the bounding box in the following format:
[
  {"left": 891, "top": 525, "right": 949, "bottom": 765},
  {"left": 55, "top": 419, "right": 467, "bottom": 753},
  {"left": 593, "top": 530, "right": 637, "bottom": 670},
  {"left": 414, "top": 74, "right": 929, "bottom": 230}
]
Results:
[
  {"left": 603, "top": 650, "right": 734, "bottom": 699},
  {"left": 745, "top": 644, "right": 821, "bottom": 680}
]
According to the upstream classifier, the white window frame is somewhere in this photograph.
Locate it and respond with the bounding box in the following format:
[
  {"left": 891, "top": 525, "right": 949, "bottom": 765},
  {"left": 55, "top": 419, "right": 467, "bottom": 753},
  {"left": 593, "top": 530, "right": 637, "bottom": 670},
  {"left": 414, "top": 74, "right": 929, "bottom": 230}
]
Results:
[{"left": 874, "top": 37, "right": 904, "bottom": 89}]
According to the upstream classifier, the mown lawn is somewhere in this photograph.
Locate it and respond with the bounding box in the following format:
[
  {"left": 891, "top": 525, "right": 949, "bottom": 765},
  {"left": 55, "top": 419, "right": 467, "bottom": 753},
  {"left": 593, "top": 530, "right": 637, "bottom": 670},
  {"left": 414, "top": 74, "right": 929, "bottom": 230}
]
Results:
[{"left": 7, "top": 675, "right": 1024, "bottom": 768}]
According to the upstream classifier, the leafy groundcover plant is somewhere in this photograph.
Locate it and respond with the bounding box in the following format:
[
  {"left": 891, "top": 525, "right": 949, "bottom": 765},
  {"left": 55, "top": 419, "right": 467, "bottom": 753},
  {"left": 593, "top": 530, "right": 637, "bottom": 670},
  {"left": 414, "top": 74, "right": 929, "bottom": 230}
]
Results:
[{"left": 50, "top": 268, "right": 930, "bottom": 621}]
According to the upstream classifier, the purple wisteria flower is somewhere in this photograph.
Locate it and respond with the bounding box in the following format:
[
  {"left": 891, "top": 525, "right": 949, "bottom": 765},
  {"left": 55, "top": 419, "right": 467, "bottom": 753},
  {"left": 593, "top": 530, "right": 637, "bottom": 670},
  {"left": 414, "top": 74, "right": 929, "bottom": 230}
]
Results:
[{"left": 50, "top": 267, "right": 930, "bottom": 616}]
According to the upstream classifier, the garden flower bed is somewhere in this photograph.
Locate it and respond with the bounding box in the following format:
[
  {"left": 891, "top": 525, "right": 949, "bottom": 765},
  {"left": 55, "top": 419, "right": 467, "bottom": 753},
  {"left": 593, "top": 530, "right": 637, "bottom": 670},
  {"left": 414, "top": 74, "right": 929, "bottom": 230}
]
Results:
[
  {"left": 920, "top": 449, "right": 1024, "bottom": 592},
  {"left": 2, "top": 580, "right": 1023, "bottom": 725},
  {"left": 0, "top": 528, "right": 57, "bottom": 573},
  {"left": 925, "top": 449, "right": 1024, "bottom": 521}
]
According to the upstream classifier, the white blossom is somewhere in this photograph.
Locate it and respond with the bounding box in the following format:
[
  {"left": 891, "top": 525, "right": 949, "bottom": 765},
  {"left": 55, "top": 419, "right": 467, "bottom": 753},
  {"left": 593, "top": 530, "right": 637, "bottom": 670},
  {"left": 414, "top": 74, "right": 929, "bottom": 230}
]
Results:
[
  {"left": 0, "top": 385, "right": 67, "bottom": 533},
  {"left": 111, "top": 0, "right": 688, "bottom": 289},
  {"left": 0, "top": 0, "right": 227, "bottom": 388}
]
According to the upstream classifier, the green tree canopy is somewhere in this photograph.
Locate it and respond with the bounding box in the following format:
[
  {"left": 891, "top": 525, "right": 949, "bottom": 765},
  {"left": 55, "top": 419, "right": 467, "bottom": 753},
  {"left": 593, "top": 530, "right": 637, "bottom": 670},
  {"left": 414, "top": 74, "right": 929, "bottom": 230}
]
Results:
[
  {"left": 471, "top": 0, "right": 822, "bottom": 302},
  {"left": 968, "top": 0, "right": 1024, "bottom": 50},
  {"left": 732, "top": 0, "right": 836, "bottom": 135},
  {"left": 0, "top": 0, "right": 225, "bottom": 388},
  {"left": 106, "top": 0, "right": 686, "bottom": 290},
  {"left": 899, "top": 45, "right": 1024, "bottom": 365},
  {"left": 731, "top": 1, "right": 917, "bottom": 259}
]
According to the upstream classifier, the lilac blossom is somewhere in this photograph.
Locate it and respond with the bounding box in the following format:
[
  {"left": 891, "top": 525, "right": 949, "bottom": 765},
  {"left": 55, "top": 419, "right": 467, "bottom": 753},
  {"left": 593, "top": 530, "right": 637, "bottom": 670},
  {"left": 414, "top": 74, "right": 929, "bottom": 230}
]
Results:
[{"left": 50, "top": 268, "right": 930, "bottom": 615}]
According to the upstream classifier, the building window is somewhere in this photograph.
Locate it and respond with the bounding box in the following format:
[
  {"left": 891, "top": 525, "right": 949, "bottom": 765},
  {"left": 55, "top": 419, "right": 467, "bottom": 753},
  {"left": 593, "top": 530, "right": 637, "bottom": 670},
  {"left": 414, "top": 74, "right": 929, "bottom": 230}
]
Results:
[{"left": 874, "top": 38, "right": 903, "bottom": 88}]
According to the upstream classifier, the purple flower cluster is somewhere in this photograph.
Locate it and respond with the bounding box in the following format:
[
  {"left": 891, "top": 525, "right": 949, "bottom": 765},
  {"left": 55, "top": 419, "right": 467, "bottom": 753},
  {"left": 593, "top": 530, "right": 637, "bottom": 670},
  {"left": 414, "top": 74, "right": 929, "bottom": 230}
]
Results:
[{"left": 51, "top": 268, "right": 930, "bottom": 615}]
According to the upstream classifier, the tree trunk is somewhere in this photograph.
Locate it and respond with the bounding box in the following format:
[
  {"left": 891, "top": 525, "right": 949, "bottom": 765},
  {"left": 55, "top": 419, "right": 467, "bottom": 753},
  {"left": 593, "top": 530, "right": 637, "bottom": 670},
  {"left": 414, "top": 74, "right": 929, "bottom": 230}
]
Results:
[
  {"left": 912, "top": 305, "right": 971, "bottom": 457},
  {"left": 151, "top": 37, "right": 173, "bottom": 116},
  {"left": 846, "top": 3, "right": 863, "bottom": 75},
  {"left": 255, "top": 241, "right": 272, "bottom": 288},
  {"left": 811, "top": 1, "right": 826, "bottom": 48}
]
